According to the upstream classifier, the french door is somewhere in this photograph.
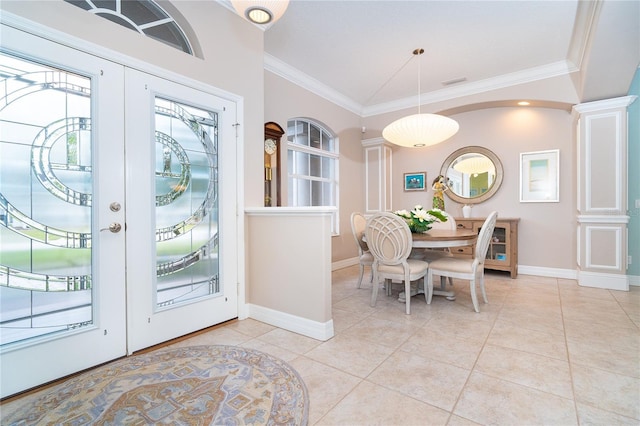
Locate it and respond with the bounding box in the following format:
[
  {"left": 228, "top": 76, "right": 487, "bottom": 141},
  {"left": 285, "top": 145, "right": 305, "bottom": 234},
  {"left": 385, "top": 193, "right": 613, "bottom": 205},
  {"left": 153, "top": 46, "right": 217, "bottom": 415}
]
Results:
[
  {"left": 0, "top": 25, "right": 238, "bottom": 397},
  {"left": 124, "top": 69, "right": 238, "bottom": 353}
]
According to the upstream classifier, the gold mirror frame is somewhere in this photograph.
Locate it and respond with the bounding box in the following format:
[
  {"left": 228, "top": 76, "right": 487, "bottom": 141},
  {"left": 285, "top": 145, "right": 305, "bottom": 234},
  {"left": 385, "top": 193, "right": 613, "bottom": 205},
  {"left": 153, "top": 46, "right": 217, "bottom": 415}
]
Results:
[{"left": 440, "top": 146, "right": 503, "bottom": 204}]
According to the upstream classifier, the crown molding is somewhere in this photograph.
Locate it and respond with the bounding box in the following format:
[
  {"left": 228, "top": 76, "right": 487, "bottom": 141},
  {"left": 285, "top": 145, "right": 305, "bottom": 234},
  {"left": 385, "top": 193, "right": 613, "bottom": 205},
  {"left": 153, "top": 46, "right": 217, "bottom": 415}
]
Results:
[
  {"left": 265, "top": 52, "right": 578, "bottom": 119},
  {"left": 573, "top": 95, "right": 638, "bottom": 113},
  {"left": 264, "top": 53, "right": 363, "bottom": 115},
  {"left": 566, "top": 0, "right": 601, "bottom": 70},
  {"left": 362, "top": 60, "right": 578, "bottom": 117}
]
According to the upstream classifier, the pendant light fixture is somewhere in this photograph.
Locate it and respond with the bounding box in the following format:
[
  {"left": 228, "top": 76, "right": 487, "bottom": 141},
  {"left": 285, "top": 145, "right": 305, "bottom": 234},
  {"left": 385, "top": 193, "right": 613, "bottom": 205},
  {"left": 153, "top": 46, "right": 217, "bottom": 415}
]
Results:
[
  {"left": 230, "top": 0, "right": 290, "bottom": 28},
  {"left": 382, "top": 49, "right": 459, "bottom": 148}
]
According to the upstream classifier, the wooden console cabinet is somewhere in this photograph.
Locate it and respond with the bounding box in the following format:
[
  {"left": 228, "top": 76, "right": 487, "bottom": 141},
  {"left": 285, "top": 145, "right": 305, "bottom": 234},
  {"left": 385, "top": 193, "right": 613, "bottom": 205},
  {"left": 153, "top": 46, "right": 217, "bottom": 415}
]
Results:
[{"left": 453, "top": 217, "right": 519, "bottom": 278}]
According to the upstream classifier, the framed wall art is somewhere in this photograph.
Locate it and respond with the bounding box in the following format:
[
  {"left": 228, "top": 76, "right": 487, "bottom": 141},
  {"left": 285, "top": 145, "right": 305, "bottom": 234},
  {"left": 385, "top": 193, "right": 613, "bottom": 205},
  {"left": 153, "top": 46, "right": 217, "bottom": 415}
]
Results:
[
  {"left": 403, "top": 172, "right": 426, "bottom": 191},
  {"left": 519, "top": 149, "right": 559, "bottom": 202}
]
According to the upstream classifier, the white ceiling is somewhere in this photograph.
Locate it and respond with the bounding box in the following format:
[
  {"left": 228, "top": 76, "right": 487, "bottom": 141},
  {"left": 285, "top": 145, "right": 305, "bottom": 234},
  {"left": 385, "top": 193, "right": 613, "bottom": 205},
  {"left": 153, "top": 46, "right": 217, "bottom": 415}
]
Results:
[{"left": 226, "top": 0, "right": 639, "bottom": 116}]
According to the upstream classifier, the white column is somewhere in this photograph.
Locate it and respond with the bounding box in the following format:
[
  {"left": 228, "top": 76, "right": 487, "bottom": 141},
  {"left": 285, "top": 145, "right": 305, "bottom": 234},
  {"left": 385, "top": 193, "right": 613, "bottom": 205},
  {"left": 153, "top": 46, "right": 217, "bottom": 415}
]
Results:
[
  {"left": 573, "top": 95, "right": 637, "bottom": 290},
  {"left": 362, "top": 137, "right": 394, "bottom": 213}
]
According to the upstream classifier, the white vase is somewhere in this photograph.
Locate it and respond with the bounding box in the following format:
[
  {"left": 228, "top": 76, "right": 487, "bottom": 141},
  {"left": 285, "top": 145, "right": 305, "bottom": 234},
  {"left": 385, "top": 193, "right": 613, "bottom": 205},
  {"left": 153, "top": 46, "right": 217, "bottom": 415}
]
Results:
[{"left": 462, "top": 205, "right": 472, "bottom": 218}]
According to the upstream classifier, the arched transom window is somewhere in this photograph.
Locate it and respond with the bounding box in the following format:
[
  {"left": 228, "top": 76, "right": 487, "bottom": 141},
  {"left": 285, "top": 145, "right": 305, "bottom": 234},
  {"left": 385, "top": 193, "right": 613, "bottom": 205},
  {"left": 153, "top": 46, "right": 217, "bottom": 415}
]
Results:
[{"left": 65, "top": 0, "right": 193, "bottom": 55}]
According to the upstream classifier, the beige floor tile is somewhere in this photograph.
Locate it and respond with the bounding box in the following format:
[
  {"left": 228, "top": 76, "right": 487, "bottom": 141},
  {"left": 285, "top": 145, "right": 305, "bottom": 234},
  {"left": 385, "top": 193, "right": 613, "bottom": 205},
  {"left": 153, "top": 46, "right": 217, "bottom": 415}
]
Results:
[
  {"left": 561, "top": 294, "right": 622, "bottom": 311},
  {"left": 399, "top": 327, "right": 484, "bottom": 370},
  {"left": 571, "top": 363, "right": 640, "bottom": 420},
  {"left": 330, "top": 307, "right": 371, "bottom": 334},
  {"left": 503, "top": 290, "right": 561, "bottom": 308},
  {"left": 221, "top": 318, "right": 276, "bottom": 338},
  {"left": 562, "top": 304, "right": 637, "bottom": 328},
  {"left": 475, "top": 344, "right": 573, "bottom": 398},
  {"left": 316, "top": 380, "right": 450, "bottom": 426},
  {"left": 610, "top": 286, "right": 640, "bottom": 303},
  {"left": 238, "top": 338, "right": 301, "bottom": 362},
  {"left": 563, "top": 317, "right": 639, "bottom": 346},
  {"left": 497, "top": 305, "right": 565, "bottom": 336},
  {"left": 512, "top": 274, "right": 560, "bottom": 287},
  {"left": 487, "top": 319, "right": 568, "bottom": 360},
  {"left": 576, "top": 402, "right": 640, "bottom": 425},
  {"left": 331, "top": 284, "right": 360, "bottom": 297},
  {"left": 567, "top": 338, "right": 640, "bottom": 378},
  {"left": 304, "top": 333, "right": 395, "bottom": 378},
  {"left": 454, "top": 371, "right": 577, "bottom": 425},
  {"left": 370, "top": 300, "right": 435, "bottom": 325},
  {"left": 289, "top": 356, "right": 361, "bottom": 425},
  {"left": 339, "top": 316, "right": 420, "bottom": 349},
  {"left": 332, "top": 293, "right": 381, "bottom": 315},
  {"left": 424, "top": 313, "right": 494, "bottom": 343},
  {"left": 367, "top": 350, "right": 471, "bottom": 411},
  {"left": 446, "top": 414, "right": 483, "bottom": 426},
  {"left": 256, "top": 328, "right": 322, "bottom": 354}
]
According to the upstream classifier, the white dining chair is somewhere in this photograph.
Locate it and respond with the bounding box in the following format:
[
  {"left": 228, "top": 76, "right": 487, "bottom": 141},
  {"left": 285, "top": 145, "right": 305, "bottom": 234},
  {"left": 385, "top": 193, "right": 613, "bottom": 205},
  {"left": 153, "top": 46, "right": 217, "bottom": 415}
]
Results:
[
  {"left": 350, "top": 212, "right": 374, "bottom": 288},
  {"left": 365, "top": 212, "right": 428, "bottom": 315},
  {"left": 426, "top": 211, "right": 498, "bottom": 312},
  {"left": 409, "top": 213, "right": 456, "bottom": 291}
]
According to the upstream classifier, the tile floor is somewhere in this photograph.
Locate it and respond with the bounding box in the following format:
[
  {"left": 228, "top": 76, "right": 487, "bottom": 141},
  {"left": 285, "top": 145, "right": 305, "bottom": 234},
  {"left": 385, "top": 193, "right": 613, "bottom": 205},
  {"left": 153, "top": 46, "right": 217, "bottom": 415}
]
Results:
[
  {"left": 5, "top": 266, "right": 639, "bottom": 425},
  {"left": 168, "top": 265, "right": 640, "bottom": 425}
]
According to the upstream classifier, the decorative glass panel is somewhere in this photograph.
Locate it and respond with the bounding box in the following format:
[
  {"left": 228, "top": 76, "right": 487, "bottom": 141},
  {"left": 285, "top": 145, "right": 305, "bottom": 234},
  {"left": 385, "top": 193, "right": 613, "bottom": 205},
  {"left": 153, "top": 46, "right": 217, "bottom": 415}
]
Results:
[
  {"left": 0, "top": 52, "right": 93, "bottom": 346},
  {"left": 154, "top": 98, "right": 219, "bottom": 308}
]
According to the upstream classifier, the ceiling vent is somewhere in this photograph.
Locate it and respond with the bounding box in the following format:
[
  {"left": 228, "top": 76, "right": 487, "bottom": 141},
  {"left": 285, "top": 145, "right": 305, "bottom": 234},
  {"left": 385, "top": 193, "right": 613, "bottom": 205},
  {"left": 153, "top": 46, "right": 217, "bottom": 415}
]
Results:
[{"left": 441, "top": 77, "right": 467, "bottom": 86}]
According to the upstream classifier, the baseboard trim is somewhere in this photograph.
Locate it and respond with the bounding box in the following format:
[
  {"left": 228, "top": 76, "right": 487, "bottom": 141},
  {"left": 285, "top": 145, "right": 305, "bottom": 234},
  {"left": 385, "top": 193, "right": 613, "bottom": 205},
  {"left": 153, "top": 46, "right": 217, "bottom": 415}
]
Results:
[
  {"left": 247, "top": 304, "right": 334, "bottom": 341},
  {"left": 518, "top": 265, "right": 578, "bottom": 280},
  {"left": 578, "top": 270, "right": 629, "bottom": 291},
  {"left": 332, "top": 257, "right": 358, "bottom": 271},
  {"left": 332, "top": 260, "right": 639, "bottom": 288}
]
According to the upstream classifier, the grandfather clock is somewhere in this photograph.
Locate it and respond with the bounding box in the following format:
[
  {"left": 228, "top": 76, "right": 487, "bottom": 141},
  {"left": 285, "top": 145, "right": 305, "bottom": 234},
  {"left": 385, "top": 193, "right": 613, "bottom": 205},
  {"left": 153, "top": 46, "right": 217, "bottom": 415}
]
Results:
[{"left": 264, "top": 122, "right": 284, "bottom": 206}]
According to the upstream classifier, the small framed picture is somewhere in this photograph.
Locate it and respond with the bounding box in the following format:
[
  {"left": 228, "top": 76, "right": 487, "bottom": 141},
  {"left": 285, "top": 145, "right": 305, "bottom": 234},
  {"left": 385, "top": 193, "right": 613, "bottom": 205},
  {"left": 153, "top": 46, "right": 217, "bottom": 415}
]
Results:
[
  {"left": 403, "top": 172, "right": 426, "bottom": 191},
  {"left": 519, "top": 149, "right": 559, "bottom": 202}
]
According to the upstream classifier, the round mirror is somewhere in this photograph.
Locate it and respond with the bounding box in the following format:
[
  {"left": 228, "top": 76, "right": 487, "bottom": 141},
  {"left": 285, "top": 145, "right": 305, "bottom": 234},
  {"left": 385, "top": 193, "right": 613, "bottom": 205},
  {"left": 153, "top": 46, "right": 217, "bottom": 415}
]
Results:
[{"left": 439, "top": 146, "right": 503, "bottom": 204}]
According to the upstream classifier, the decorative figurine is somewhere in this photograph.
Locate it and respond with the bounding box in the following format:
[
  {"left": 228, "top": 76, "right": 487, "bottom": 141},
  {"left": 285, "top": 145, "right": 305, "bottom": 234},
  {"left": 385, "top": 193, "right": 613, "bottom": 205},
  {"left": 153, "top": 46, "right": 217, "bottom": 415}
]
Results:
[{"left": 432, "top": 174, "right": 447, "bottom": 210}]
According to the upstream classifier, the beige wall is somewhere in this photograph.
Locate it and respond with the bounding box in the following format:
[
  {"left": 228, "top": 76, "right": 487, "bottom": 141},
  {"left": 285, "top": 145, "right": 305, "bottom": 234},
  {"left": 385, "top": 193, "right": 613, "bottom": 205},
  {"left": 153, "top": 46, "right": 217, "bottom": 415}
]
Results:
[
  {"left": 386, "top": 107, "right": 576, "bottom": 270},
  {"left": 264, "top": 72, "right": 364, "bottom": 262},
  {"left": 266, "top": 62, "right": 577, "bottom": 271}
]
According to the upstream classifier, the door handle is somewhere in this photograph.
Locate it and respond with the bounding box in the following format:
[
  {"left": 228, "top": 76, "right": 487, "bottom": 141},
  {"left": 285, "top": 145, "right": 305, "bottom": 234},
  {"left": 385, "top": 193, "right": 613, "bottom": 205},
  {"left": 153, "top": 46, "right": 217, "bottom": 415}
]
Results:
[{"left": 100, "top": 223, "right": 122, "bottom": 233}]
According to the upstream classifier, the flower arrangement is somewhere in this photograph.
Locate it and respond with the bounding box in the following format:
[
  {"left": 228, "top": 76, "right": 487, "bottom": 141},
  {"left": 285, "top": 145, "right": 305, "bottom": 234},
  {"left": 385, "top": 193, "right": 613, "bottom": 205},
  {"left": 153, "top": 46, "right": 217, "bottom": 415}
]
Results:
[{"left": 394, "top": 205, "right": 448, "bottom": 233}]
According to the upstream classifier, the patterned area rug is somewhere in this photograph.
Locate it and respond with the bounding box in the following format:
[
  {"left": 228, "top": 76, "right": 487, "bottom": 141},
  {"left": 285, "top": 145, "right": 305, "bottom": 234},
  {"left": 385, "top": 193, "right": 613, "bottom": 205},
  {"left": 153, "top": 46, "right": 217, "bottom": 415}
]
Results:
[{"left": 3, "top": 345, "right": 309, "bottom": 425}]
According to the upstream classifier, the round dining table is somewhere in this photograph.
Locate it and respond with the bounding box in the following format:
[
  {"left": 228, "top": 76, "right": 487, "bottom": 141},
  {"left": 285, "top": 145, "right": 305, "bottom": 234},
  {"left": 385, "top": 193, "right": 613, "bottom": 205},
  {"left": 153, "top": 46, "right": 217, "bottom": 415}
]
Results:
[{"left": 411, "top": 228, "right": 477, "bottom": 248}]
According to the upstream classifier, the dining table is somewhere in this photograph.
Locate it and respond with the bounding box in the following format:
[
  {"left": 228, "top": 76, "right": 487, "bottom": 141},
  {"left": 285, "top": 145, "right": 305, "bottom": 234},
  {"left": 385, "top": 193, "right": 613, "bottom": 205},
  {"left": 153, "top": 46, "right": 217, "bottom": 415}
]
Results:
[{"left": 404, "top": 228, "right": 477, "bottom": 301}]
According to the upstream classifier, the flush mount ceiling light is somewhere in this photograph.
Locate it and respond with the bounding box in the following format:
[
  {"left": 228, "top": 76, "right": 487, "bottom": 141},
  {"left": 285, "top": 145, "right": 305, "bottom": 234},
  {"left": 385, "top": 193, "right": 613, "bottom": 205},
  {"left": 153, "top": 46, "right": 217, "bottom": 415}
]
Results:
[
  {"left": 230, "top": 0, "right": 289, "bottom": 27},
  {"left": 382, "top": 49, "right": 459, "bottom": 148}
]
